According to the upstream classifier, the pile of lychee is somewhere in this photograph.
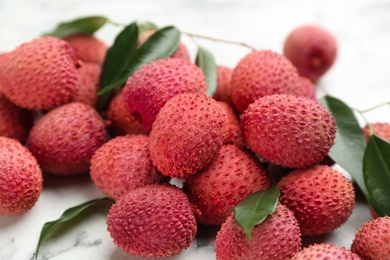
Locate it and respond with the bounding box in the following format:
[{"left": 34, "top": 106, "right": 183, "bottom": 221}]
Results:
[{"left": 1, "top": 23, "right": 389, "bottom": 260}]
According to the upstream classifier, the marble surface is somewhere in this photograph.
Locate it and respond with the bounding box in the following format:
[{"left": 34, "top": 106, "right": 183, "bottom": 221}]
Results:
[{"left": 0, "top": 0, "right": 389, "bottom": 259}]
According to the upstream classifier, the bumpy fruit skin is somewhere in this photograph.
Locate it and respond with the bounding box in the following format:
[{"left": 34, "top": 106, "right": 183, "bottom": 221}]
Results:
[
  {"left": 284, "top": 25, "right": 337, "bottom": 82},
  {"left": 0, "top": 36, "right": 79, "bottom": 110},
  {"left": 362, "top": 122, "right": 390, "bottom": 142},
  {"left": 0, "top": 137, "right": 43, "bottom": 215},
  {"left": 74, "top": 62, "right": 101, "bottom": 108},
  {"left": 149, "top": 93, "right": 228, "bottom": 178},
  {"left": 218, "top": 101, "right": 245, "bottom": 147},
  {"left": 90, "top": 135, "right": 167, "bottom": 200},
  {"left": 0, "top": 92, "right": 33, "bottom": 143},
  {"left": 277, "top": 165, "right": 355, "bottom": 236},
  {"left": 297, "top": 76, "right": 316, "bottom": 99},
  {"left": 27, "top": 102, "right": 108, "bottom": 175},
  {"left": 291, "top": 243, "right": 361, "bottom": 259},
  {"left": 107, "top": 184, "right": 197, "bottom": 258},
  {"left": 231, "top": 50, "right": 301, "bottom": 113},
  {"left": 215, "top": 203, "right": 302, "bottom": 260},
  {"left": 241, "top": 94, "right": 336, "bottom": 168},
  {"left": 105, "top": 92, "right": 148, "bottom": 136},
  {"left": 123, "top": 58, "right": 207, "bottom": 131},
  {"left": 213, "top": 66, "right": 234, "bottom": 106},
  {"left": 64, "top": 34, "right": 107, "bottom": 65},
  {"left": 183, "top": 144, "right": 271, "bottom": 225},
  {"left": 351, "top": 216, "right": 390, "bottom": 260}
]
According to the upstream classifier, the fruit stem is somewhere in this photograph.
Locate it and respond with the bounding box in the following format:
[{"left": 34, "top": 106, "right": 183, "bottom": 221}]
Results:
[
  {"left": 182, "top": 31, "right": 257, "bottom": 51},
  {"left": 357, "top": 101, "right": 390, "bottom": 113}
]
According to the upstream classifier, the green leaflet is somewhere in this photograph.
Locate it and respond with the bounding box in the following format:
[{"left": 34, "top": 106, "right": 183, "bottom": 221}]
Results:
[{"left": 195, "top": 46, "right": 217, "bottom": 96}]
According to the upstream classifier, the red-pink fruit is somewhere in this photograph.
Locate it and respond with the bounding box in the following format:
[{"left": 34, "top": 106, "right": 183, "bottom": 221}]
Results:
[
  {"left": 231, "top": 50, "right": 301, "bottom": 113},
  {"left": 0, "top": 36, "right": 79, "bottom": 110},
  {"left": 291, "top": 243, "right": 361, "bottom": 259},
  {"left": 64, "top": 34, "right": 107, "bottom": 65},
  {"left": 149, "top": 93, "right": 228, "bottom": 178},
  {"left": 362, "top": 122, "right": 390, "bottom": 142},
  {"left": 107, "top": 184, "right": 197, "bottom": 258},
  {"left": 241, "top": 94, "right": 336, "bottom": 168},
  {"left": 74, "top": 62, "right": 101, "bottom": 108},
  {"left": 27, "top": 102, "right": 107, "bottom": 175},
  {"left": 90, "top": 135, "right": 167, "bottom": 201},
  {"left": 183, "top": 144, "right": 271, "bottom": 225},
  {"left": 215, "top": 203, "right": 302, "bottom": 260},
  {"left": 105, "top": 92, "right": 148, "bottom": 136},
  {"left": 0, "top": 92, "right": 33, "bottom": 143},
  {"left": 218, "top": 101, "right": 245, "bottom": 147},
  {"left": 213, "top": 66, "right": 234, "bottom": 106},
  {"left": 351, "top": 216, "right": 390, "bottom": 260},
  {"left": 122, "top": 58, "right": 207, "bottom": 131},
  {"left": 284, "top": 25, "right": 337, "bottom": 82},
  {"left": 298, "top": 76, "right": 316, "bottom": 99},
  {"left": 0, "top": 137, "right": 43, "bottom": 215},
  {"left": 277, "top": 165, "right": 355, "bottom": 236}
]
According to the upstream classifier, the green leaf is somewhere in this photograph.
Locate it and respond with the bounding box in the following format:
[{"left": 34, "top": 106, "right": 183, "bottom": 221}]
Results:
[
  {"left": 320, "top": 95, "right": 370, "bottom": 201},
  {"left": 43, "top": 16, "right": 108, "bottom": 38},
  {"left": 137, "top": 21, "right": 158, "bottom": 34},
  {"left": 35, "top": 198, "right": 112, "bottom": 259},
  {"left": 98, "top": 26, "right": 180, "bottom": 97},
  {"left": 234, "top": 187, "right": 280, "bottom": 239},
  {"left": 363, "top": 135, "right": 390, "bottom": 216},
  {"left": 195, "top": 46, "right": 217, "bottom": 96}
]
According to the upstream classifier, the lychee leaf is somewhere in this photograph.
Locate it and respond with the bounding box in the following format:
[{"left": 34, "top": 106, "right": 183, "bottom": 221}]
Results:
[
  {"left": 43, "top": 16, "right": 108, "bottom": 38},
  {"left": 195, "top": 46, "right": 217, "bottom": 96},
  {"left": 34, "top": 197, "right": 113, "bottom": 260},
  {"left": 363, "top": 135, "right": 390, "bottom": 216},
  {"left": 319, "top": 95, "right": 370, "bottom": 202},
  {"left": 137, "top": 21, "right": 158, "bottom": 34},
  {"left": 234, "top": 187, "right": 279, "bottom": 239}
]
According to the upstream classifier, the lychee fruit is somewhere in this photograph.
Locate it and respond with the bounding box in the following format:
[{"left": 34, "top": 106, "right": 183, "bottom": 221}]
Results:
[
  {"left": 73, "top": 62, "right": 101, "bottom": 108},
  {"left": 27, "top": 102, "right": 108, "bottom": 175},
  {"left": 297, "top": 76, "right": 316, "bottom": 99},
  {"left": 64, "top": 34, "right": 107, "bottom": 65},
  {"left": 122, "top": 57, "right": 207, "bottom": 131},
  {"left": 283, "top": 25, "right": 337, "bottom": 82},
  {"left": 90, "top": 134, "right": 167, "bottom": 201},
  {"left": 291, "top": 243, "right": 361, "bottom": 259},
  {"left": 149, "top": 93, "right": 228, "bottom": 178},
  {"left": 241, "top": 94, "right": 336, "bottom": 168},
  {"left": 362, "top": 122, "right": 390, "bottom": 142},
  {"left": 215, "top": 203, "right": 302, "bottom": 260},
  {"left": 218, "top": 101, "right": 245, "bottom": 147},
  {"left": 231, "top": 50, "right": 301, "bottom": 113},
  {"left": 105, "top": 92, "right": 148, "bottom": 136},
  {"left": 277, "top": 164, "right": 355, "bottom": 236},
  {"left": 351, "top": 216, "right": 390, "bottom": 260},
  {"left": 0, "top": 136, "right": 43, "bottom": 215},
  {"left": 183, "top": 144, "right": 271, "bottom": 225},
  {"left": 106, "top": 184, "right": 197, "bottom": 258},
  {"left": 213, "top": 66, "right": 234, "bottom": 106},
  {"left": 0, "top": 92, "right": 33, "bottom": 143},
  {"left": 0, "top": 36, "right": 79, "bottom": 110}
]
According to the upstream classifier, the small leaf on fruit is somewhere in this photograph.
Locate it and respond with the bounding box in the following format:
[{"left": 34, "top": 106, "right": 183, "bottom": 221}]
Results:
[
  {"left": 363, "top": 134, "right": 390, "bottom": 216},
  {"left": 234, "top": 187, "right": 279, "bottom": 239},
  {"left": 195, "top": 46, "right": 217, "bottom": 96},
  {"left": 137, "top": 21, "right": 158, "bottom": 34},
  {"left": 44, "top": 16, "right": 108, "bottom": 38}
]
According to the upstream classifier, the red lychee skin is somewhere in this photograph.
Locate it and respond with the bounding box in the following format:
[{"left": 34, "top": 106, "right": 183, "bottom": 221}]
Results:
[
  {"left": 0, "top": 92, "right": 33, "bottom": 143},
  {"left": 149, "top": 93, "right": 228, "bottom": 178},
  {"left": 215, "top": 203, "right": 302, "bottom": 260},
  {"left": 123, "top": 57, "right": 207, "bottom": 131},
  {"left": 291, "top": 243, "right": 361, "bottom": 260},
  {"left": 73, "top": 62, "right": 101, "bottom": 108},
  {"left": 213, "top": 66, "right": 234, "bottom": 106},
  {"left": 297, "top": 76, "right": 316, "bottom": 99},
  {"left": 277, "top": 165, "right": 355, "bottom": 236},
  {"left": 362, "top": 122, "right": 390, "bottom": 142},
  {"left": 106, "top": 184, "right": 197, "bottom": 258},
  {"left": 27, "top": 102, "right": 108, "bottom": 175},
  {"left": 105, "top": 92, "right": 148, "bottom": 136},
  {"left": 283, "top": 25, "right": 337, "bottom": 82},
  {"left": 351, "top": 216, "right": 390, "bottom": 260},
  {"left": 0, "top": 137, "right": 43, "bottom": 215},
  {"left": 0, "top": 36, "right": 79, "bottom": 110},
  {"left": 64, "top": 34, "right": 107, "bottom": 65},
  {"left": 90, "top": 135, "right": 167, "bottom": 201},
  {"left": 241, "top": 94, "right": 336, "bottom": 168},
  {"left": 231, "top": 50, "right": 301, "bottom": 113},
  {"left": 183, "top": 144, "right": 271, "bottom": 225},
  {"left": 218, "top": 101, "right": 245, "bottom": 147}
]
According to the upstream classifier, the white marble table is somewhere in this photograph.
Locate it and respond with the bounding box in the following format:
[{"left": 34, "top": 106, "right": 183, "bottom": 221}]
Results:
[{"left": 1, "top": 0, "right": 389, "bottom": 259}]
